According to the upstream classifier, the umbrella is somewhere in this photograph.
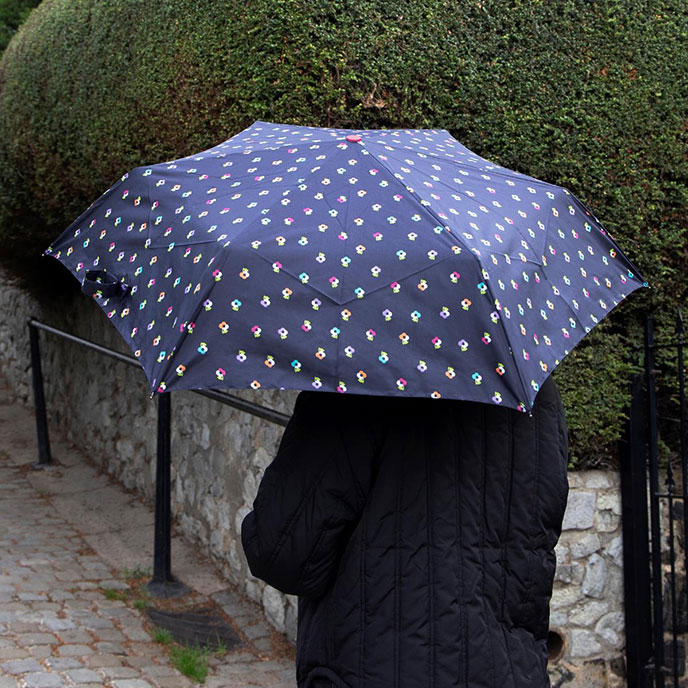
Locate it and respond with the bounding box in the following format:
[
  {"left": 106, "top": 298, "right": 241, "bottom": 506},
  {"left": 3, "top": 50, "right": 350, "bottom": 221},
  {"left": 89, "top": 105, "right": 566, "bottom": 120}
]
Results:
[{"left": 46, "top": 121, "right": 646, "bottom": 412}]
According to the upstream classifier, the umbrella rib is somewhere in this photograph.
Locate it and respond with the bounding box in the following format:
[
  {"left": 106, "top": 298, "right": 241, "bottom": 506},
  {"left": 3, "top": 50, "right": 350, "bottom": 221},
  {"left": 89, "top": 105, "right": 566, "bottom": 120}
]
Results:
[
  {"left": 366, "top": 144, "right": 533, "bottom": 409},
  {"left": 364, "top": 143, "right": 543, "bottom": 265}
]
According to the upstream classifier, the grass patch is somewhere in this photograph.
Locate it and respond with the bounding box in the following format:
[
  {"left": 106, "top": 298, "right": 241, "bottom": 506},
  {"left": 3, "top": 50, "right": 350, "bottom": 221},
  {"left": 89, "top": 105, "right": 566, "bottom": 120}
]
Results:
[
  {"left": 101, "top": 587, "right": 127, "bottom": 601},
  {"left": 120, "top": 564, "right": 151, "bottom": 581},
  {"left": 170, "top": 642, "right": 210, "bottom": 683},
  {"left": 152, "top": 626, "right": 174, "bottom": 645}
]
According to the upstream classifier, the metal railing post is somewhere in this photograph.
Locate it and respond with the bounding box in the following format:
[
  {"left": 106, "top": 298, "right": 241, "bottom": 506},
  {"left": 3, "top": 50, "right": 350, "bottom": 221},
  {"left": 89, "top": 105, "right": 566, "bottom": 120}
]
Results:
[
  {"left": 148, "top": 392, "right": 189, "bottom": 598},
  {"left": 28, "top": 317, "right": 52, "bottom": 468}
]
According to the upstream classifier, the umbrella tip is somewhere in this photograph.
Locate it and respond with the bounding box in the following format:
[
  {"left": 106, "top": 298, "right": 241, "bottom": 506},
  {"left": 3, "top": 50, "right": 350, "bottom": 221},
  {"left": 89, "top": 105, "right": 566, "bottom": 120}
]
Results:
[{"left": 346, "top": 134, "right": 362, "bottom": 143}]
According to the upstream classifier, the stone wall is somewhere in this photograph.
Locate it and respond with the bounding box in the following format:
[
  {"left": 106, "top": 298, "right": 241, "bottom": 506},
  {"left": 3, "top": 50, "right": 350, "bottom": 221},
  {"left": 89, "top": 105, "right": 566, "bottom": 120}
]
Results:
[
  {"left": 0, "top": 269, "right": 630, "bottom": 683},
  {"left": 550, "top": 471, "right": 626, "bottom": 687}
]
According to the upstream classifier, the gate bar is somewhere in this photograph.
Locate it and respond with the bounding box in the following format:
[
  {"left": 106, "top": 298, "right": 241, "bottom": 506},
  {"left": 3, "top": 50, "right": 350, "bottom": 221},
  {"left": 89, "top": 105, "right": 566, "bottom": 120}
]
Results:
[
  {"left": 621, "top": 373, "right": 653, "bottom": 688},
  {"left": 646, "top": 315, "right": 667, "bottom": 687}
]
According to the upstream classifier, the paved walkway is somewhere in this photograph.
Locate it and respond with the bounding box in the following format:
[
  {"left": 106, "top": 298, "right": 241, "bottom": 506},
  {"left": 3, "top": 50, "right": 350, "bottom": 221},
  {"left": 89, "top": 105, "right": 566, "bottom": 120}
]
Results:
[{"left": 0, "top": 383, "right": 295, "bottom": 688}]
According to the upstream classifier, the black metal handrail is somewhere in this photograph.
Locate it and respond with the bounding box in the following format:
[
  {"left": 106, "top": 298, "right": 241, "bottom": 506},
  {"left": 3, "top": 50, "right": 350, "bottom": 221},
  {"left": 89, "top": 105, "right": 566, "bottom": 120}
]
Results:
[{"left": 27, "top": 316, "right": 290, "bottom": 598}]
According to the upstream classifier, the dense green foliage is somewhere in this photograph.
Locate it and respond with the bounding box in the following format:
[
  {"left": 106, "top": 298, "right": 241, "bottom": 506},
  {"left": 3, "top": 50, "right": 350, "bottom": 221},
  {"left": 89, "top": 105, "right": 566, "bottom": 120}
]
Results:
[
  {"left": 0, "top": 0, "right": 40, "bottom": 53},
  {"left": 0, "top": 0, "right": 686, "bottom": 466}
]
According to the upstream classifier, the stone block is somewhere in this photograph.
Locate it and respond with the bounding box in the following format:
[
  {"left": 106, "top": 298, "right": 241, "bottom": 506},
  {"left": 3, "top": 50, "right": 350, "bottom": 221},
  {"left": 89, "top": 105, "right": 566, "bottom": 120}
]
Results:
[
  {"left": 595, "top": 611, "right": 624, "bottom": 647},
  {"left": 561, "top": 492, "right": 596, "bottom": 530},
  {"left": 582, "top": 553, "right": 607, "bottom": 598},
  {"left": 569, "top": 532, "right": 601, "bottom": 560},
  {"left": 569, "top": 629, "right": 603, "bottom": 658},
  {"left": 568, "top": 600, "right": 609, "bottom": 627}
]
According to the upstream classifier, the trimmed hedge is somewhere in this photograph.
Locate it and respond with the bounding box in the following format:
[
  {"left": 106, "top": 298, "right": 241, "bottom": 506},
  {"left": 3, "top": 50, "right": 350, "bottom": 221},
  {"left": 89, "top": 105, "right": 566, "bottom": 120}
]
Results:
[{"left": 1, "top": 0, "right": 686, "bottom": 466}]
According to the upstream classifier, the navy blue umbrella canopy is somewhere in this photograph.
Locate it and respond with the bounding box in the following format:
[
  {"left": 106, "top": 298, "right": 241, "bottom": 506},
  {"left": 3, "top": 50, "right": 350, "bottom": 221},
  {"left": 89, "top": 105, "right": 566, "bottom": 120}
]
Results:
[{"left": 47, "top": 121, "right": 646, "bottom": 412}]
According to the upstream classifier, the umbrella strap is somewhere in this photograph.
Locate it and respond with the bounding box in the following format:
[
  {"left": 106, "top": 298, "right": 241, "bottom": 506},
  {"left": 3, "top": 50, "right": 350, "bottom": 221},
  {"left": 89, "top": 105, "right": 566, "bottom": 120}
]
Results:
[{"left": 81, "top": 269, "right": 130, "bottom": 299}]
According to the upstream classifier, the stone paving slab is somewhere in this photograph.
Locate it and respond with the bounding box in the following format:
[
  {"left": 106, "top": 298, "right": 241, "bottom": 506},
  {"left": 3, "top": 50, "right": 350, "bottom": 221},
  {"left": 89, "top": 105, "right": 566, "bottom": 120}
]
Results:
[{"left": 0, "top": 383, "right": 296, "bottom": 687}]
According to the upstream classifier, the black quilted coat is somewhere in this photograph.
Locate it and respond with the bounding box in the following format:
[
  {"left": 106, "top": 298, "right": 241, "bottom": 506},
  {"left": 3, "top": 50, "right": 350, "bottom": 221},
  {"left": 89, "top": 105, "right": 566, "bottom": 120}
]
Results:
[{"left": 241, "top": 377, "right": 569, "bottom": 688}]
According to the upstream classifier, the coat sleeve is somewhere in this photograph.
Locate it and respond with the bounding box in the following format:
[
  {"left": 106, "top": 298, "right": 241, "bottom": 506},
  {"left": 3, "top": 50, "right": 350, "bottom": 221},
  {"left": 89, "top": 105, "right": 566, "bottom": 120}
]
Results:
[{"left": 240, "top": 392, "right": 372, "bottom": 598}]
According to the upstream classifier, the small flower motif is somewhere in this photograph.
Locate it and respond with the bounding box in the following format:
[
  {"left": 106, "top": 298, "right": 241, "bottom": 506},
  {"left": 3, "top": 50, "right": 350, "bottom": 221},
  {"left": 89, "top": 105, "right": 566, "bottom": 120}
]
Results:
[
  {"left": 337, "top": 381, "right": 348, "bottom": 393},
  {"left": 458, "top": 339, "right": 469, "bottom": 352},
  {"left": 492, "top": 392, "right": 503, "bottom": 404},
  {"left": 315, "top": 348, "right": 326, "bottom": 360},
  {"left": 291, "top": 360, "right": 302, "bottom": 372},
  {"left": 312, "top": 298, "right": 322, "bottom": 311},
  {"left": 316, "top": 252, "right": 327, "bottom": 263},
  {"left": 356, "top": 370, "right": 367, "bottom": 383},
  {"left": 278, "top": 328, "right": 288, "bottom": 340},
  {"left": 176, "top": 365, "right": 186, "bottom": 376},
  {"left": 450, "top": 271, "right": 461, "bottom": 283},
  {"left": 198, "top": 342, "right": 208, "bottom": 354},
  {"left": 265, "top": 355, "right": 276, "bottom": 368},
  {"left": 461, "top": 298, "right": 472, "bottom": 311},
  {"left": 239, "top": 267, "right": 250, "bottom": 280},
  {"left": 282, "top": 288, "right": 293, "bottom": 300},
  {"left": 432, "top": 337, "right": 442, "bottom": 350},
  {"left": 366, "top": 329, "right": 376, "bottom": 341},
  {"left": 496, "top": 363, "right": 506, "bottom": 376},
  {"left": 236, "top": 350, "right": 247, "bottom": 362},
  {"left": 312, "top": 377, "right": 323, "bottom": 389},
  {"left": 382, "top": 309, "right": 393, "bottom": 321},
  {"left": 251, "top": 326, "right": 262, "bottom": 338},
  {"left": 390, "top": 282, "right": 401, "bottom": 294},
  {"left": 472, "top": 372, "right": 482, "bottom": 385},
  {"left": 396, "top": 378, "right": 407, "bottom": 391},
  {"left": 411, "top": 311, "right": 421, "bottom": 323},
  {"left": 427, "top": 250, "right": 438, "bottom": 260},
  {"left": 373, "top": 232, "right": 383, "bottom": 241},
  {"left": 417, "top": 360, "right": 428, "bottom": 373},
  {"left": 302, "top": 320, "right": 312, "bottom": 332},
  {"left": 272, "top": 261, "right": 282, "bottom": 273},
  {"left": 231, "top": 299, "right": 242, "bottom": 311},
  {"left": 445, "top": 367, "right": 456, "bottom": 380},
  {"left": 276, "top": 235, "right": 287, "bottom": 246},
  {"left": 399, "top": 332, "right": 410, "bottom": 345},
  {"left": 440, "top": 307, "right": 450, "bottom": 319},
  {"left": 260, "top": 295, "right": 271, "bottom": 308},
  {"left": 417, "top": 279, "right": 428, "bottom": 291},
  {"left": 354, "top": 287, "right": 365, "bottom": 298},
  {"left": 371, "top": 266, "right": 382, "bottom": 277},
  {"left": 355, "top": 244, "right": 366, "bottom": 254},
  {"left": 378, "top": 351, "right": 389, "bottom": 364},
  {"left": 216, "top": 368, "right": 226, "bottom": 381},
  {"left": 218, "top": 321, "right": 229, "bottom": 334},
  {"left": 212, "top": 269, "right": 223, "bottom": 281},
  {"left": 344, "top": 346, "right": 355, "bottom": 358},
  {"left": 482, "top": 332, "right": 492, "bottom": 345},
  {"left": 330, "top": 327, "right": 340, "bottom": 339},
  {"left": 341, "top": 256, "right": 352, "bottom": 268},
  {"left": 341, "top": 309, "right": 352, "bottom": 321},
  {"left": 396, "top": 250, "right": 407, "bottom": 260},
  {"left": 329, "top": 277, "right": 340, "bottom": 289},
  {"left": 250, "top": 380, "right": 261, "bottom": 390}
]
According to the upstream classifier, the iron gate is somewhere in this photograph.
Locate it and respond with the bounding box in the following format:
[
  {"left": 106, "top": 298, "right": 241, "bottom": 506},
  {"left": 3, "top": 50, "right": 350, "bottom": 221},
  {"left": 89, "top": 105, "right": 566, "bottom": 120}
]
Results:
[{"left": 622, "top": 312, "right": 687, "bottom": 687}]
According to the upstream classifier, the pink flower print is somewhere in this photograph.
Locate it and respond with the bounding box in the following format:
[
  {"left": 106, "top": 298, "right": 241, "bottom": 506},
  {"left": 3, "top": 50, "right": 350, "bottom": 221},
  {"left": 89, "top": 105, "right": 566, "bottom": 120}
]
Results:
[
  {"left": 251, "top": 325, "right": 262, "bottom": 338},
  {"left": 216, "top": 368, "right": 226, "bottom": 381},
  {"left": 272, "top": 261, "right": 282, "bottom": 273},
  {"left": 396, "top": 378, "right": 407, "bottom": 391},
  {"left": 366, "top": 329, "right": 376, "bottom": 341}
]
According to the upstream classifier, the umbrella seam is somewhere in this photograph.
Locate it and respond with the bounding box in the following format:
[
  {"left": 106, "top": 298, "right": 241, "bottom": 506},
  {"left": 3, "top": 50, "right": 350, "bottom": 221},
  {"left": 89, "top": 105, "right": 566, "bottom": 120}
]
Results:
[
  {"left": 365, "top": 143, "right": 543, "bottom": 265},
  {"left": 479, "top": 275, "right": 532, "bottom": 409}
]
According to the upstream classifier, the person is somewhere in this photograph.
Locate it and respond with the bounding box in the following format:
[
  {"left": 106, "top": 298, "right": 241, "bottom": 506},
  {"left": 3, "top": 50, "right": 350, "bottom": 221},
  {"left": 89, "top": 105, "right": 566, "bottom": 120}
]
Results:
[{"left": 241, "top": 376, "right": 569, "bottom": 688}]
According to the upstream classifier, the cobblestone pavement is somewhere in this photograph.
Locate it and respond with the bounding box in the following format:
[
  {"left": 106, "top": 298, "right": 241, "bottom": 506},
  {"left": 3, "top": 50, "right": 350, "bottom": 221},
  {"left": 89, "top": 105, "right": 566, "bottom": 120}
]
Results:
[{"left": 0, "top": 384, "right": 296, "bottom": 688}]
